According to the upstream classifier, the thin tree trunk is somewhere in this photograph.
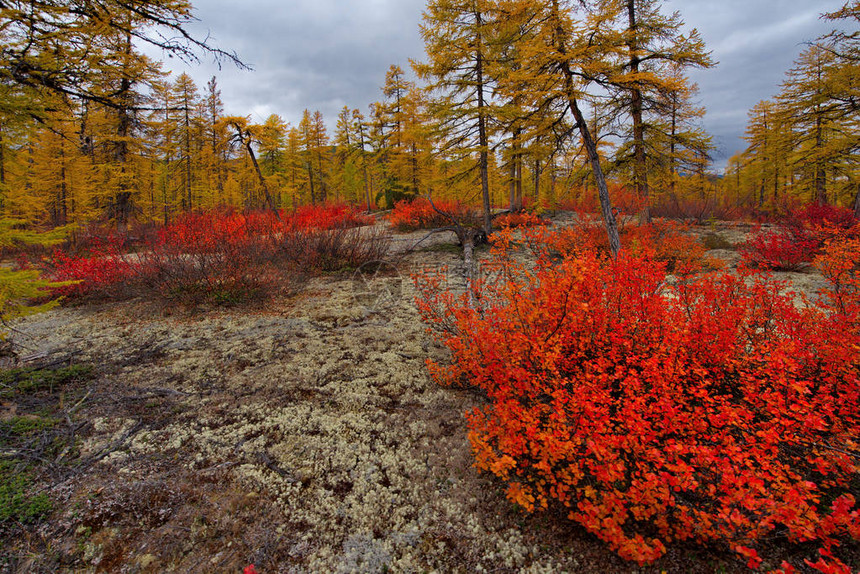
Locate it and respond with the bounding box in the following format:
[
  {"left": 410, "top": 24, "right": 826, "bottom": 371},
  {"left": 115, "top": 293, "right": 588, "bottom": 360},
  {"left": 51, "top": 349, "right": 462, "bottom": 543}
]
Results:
[
  {"left": 229, "top": 122, "right": 281, "bottom": 218},
  {"left": 59, "top": 141, "right": 68, "bottom": 225},
  {"left": 509, "top": 146, "right": 516, "bottom": 211},
  {"left": 184, "top": 92, "right": 192, "bottom": 212},
  {"left": 0, "top": 121, "right": 5, "bottom": 188},
  {"left": 475, "top": 6, "right": 492, "bottom": 235},
  {"left": 411, "top": 143, "right": 419, "bottom": 195},
  {"left": 569, "top": 96, "right": 621, "bottom": 257},
  {"left": 551, "top": 0, "right": 620, "bottom": 256},
  {"left": 357, "top": 122, "right": 372, "bottom": 211},
  {"left": 516, "top": 148, "right": 523, "bottom": 210},
  {"left": 113, "top": 29, "right": 135, "bottom": 232},
  {"left": 669, "top": 96, "right": 677, "bottom": 196},
  {"left": 853, "top": 181, "right": 860, "bottom": 219},
  {"left": 246, "top": 141, "right": 280, "bottom": 217},
  {"left": 626, "top": 0, "right": 651, "bottom": 223},
  {"left": 815, "top": 112, "right": 827, "bottom": 204},
  {"left": 307, "top": 160, "right": 316, "bottom": 206}
]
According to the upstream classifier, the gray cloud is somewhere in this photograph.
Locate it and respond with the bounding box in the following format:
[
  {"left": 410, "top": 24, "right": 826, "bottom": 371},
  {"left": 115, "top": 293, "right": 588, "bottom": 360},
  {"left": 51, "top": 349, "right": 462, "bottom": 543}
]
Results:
[
  {"left": 166, "top": 0, "right": 426, "bottom": 124},
  {"left": 676, "top": 0, "right": 843, "bottom": 167},
  {"left": 160, "top": 0, "right": 846, "bottom": 171}
]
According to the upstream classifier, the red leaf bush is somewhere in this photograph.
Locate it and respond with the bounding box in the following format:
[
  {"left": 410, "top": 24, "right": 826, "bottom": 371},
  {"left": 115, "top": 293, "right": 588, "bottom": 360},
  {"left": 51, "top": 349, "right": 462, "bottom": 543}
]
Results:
[
  {"left": 387, "top": 197, "right": 479, "bottom": 231},
  {"left": 50, "top": 236, "right": 138, "bottom": 299},
  {"left": 738, "top": 229, "right": 818, "bottom": 271},
  {"left": 47, "top": 205, "right": 387, "bottom": 305},
  {"left": 740, "top": 204, "right": 858, "bottom": 271},
  {"left": 416, "top": 226, "right": 859, "bottom": 570},
  {"left": 494, "top": 211, "right": 549, "bottom": 229}
]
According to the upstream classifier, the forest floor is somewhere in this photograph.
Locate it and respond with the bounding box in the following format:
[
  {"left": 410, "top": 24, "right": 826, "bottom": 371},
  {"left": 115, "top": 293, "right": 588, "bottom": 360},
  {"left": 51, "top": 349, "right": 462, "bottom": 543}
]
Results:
[{"left": 0, "top": 218, "right": 832, "bottom": 573}]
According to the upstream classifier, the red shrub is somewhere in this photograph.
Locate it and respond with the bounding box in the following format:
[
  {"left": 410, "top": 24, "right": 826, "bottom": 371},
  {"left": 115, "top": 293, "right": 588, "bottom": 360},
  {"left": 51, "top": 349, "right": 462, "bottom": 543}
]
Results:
[
  {"left": 387, "top": 197, "right": 478, "bottom": 231},
  {"left": 282, "top": 203, "right": 373, "bottom": 231},
  {"left": 815, "top": 235, "right": 860, "bottom": 322},
  {"left": 416, "top": 226, "right": 860, "bottom": 570},
  {"left": 787, "top": 204, "right": 857, "bottom": 233},
  {"left": 494, "top": 212, "right": 549, "bottom": 229},
  {"left": 739, "top": 228, "right": 818, "bottom": 271},
  {"left": 741, "top": 204, "right": 858, "bottom": 271},
  {"left": 49, "top": 237, "right": 139, "bottom": 299},
  {"left": 46, "top": 205, "right": 388, "bottom": 305}
]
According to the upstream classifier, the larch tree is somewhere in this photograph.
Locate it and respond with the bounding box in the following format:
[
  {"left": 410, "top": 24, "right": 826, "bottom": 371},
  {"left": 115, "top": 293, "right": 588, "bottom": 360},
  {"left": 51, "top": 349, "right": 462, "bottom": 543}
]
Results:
[
  {"left": 224, "top": 116, "right": 280, "bottom": 215},
  {"left": 0, "top": 0, "right": 243, "bottom": 118},
  {"left": 334, "top": 106, "right": 356, "bottom": 202},
  {"left": 645, "top": 71, "right": 713, "bottom": 207},
  {"left": 779, "top": 45, "right": 855, "bottom": 205},
  {"left": 311, "top": 111, "right": 330, "bottom": 203},
  {"left": 352, "top": 109, "right": 374, "bottom": 210},
  {"left": 259, "top": 114, "right": 288, "bottom": 205},
  {"left": 742, "top": 100, "right": 789, "bottom": 208},
  {"left": 592, "top": 0, "right": 713, "bottom": 222},
  {"left": 172, "top": 72, "right": 201, "bottom": 212},
  {"left": 203, "top": 76, "right": 228, "bottom": 208},
  {"left": 298, "top": 110, "right": 330, "bottom": 205},
  {"left": 414, "top": 0, "right": 498, "bottom": 234},
  {"left": 496, "top": 0, "right": 622, "bottom": 255}
]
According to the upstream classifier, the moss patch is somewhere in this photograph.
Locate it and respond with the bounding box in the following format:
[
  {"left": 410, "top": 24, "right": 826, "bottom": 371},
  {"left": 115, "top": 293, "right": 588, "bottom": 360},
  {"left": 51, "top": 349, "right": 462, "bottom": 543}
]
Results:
[
  {"left": 0, "top": 364, "right": 93, "bottom": 397},
  {"left": 0, "top": 461, "right": 52, "bottom": 524}
]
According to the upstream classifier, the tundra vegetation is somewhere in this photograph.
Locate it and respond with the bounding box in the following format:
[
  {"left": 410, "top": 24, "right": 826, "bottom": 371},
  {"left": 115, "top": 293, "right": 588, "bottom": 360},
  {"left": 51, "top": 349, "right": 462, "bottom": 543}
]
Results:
[{"left": 0, "top": 0, "right": 858, "bottom": 572}]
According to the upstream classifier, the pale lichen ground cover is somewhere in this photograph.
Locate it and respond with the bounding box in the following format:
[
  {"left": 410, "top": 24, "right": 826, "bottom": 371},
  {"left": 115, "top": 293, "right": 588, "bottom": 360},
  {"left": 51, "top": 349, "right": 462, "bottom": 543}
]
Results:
[
  {"left": 2, "top": 223, "right": 816, "bottom": 573},
  {"left": 5, "top": 251, "right": 596, "bottom": 573}
]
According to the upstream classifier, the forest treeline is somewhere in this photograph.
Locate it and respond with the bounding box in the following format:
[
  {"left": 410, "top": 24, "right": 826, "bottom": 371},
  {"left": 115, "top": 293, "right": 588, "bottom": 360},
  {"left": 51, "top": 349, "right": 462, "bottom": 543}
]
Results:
[{"left": 0, "top": 0, "right": 857, "bottom": 233}]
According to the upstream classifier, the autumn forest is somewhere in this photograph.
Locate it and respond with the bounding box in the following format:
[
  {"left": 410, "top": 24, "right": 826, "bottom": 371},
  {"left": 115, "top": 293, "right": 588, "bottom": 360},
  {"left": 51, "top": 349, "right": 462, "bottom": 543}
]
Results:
[
  {"left": 1, "top": 0, "right": 859, "bottom": 573},
  {"left": 0, "top": 0, "right": 856, "bottom": 232}
]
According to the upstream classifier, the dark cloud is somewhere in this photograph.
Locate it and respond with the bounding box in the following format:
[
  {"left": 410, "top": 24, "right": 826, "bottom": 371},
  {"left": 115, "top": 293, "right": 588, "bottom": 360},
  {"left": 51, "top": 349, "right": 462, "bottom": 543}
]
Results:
[
  {"left": 160, "top": 0, "right": 846, "bottom": 171},
  {"left": 163, "top": 0, "right": 426, "bottom": 123},
  {"left": 675, "top": 0, "right": 843, "bottom": 167}
]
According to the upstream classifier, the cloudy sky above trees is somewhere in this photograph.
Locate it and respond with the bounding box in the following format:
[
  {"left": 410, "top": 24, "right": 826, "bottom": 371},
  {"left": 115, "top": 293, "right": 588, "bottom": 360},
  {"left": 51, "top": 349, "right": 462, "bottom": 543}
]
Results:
[{"left": 158, "top": 0, "right": 846, "bottom": 171}]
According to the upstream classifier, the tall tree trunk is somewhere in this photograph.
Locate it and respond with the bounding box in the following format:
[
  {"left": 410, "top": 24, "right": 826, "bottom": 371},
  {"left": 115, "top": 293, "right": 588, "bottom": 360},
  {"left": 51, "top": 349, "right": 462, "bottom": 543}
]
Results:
[
  {"left": 669, "top": 95, "right": 677, "bottom": 196},
  {"left": 184, "top": 93, "right": 192, "bottom": 212},
  {"left": 0, "top": 121, "right": 5, "bottom": 188},
  {"left": 569, "top": 96, "right": 621, "bottom": 257},
  {"left": 229, "top": 122, "right": 280, "bottom": 217},
  {"left": 475, "top": 6, "right": 492, "bottom": 235},
  {"left": 853, "top": 181, "right": 860, "bottom": 219},
  {"left": 59, "top": 141, "right": 68, "bottom": 226},
  {"left": 357, "top": 122, "right": 372, "bottom": 211},
  {"left": 411, "top": 143, "right": 419, "bottom": 195},
  {"left": 516, "top": 147, "right": 523, "bottom": 210},
  {"left": 551, "top": 0, "right": 620, "bottom": 256},
  {"left": 246, "top": 140, "right": 280, "bottom": 217},
  {"left": 509, "top": 146, "right": 516, "bottom": 211},
  {"left": 815, "top": 112, "right": 827, "bottom": 204},
  {"left": 114, "top": 30, "right": 134, "bottom": 232},
  {"left": 511, "top": 129, "right": 523, "bottom": 211},
  {"left": 307, "top": 160, "right": 316, "bottom": 205},
  {"left": 626, "top": 0, "right": 651, "bottom": 223},
  {"left": 315, "top": 148, "right": 326, "bottom": 203}
]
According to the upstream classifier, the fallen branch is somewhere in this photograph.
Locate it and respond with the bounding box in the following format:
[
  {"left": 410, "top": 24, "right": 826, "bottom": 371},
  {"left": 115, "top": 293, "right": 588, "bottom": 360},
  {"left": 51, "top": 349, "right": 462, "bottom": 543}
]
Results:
[{"left": 76, "top": 420, "right": 144, "bottom": 468}]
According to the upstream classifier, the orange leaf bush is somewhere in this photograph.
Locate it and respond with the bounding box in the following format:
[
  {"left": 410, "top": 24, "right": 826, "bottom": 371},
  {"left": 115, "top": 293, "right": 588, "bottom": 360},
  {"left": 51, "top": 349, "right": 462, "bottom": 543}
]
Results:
[
  {"left": 560, "top": 219, "right": 714, "bottom": 272},
  {"left": 416, "top": 227, "right": 859, "bottom": 570}
]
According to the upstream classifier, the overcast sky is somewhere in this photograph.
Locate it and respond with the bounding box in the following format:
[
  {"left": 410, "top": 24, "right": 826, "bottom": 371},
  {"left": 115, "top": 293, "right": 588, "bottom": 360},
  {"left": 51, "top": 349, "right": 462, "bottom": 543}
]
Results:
[{"left": 157, "top": 0, "right": 846, "bottom": 171}]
